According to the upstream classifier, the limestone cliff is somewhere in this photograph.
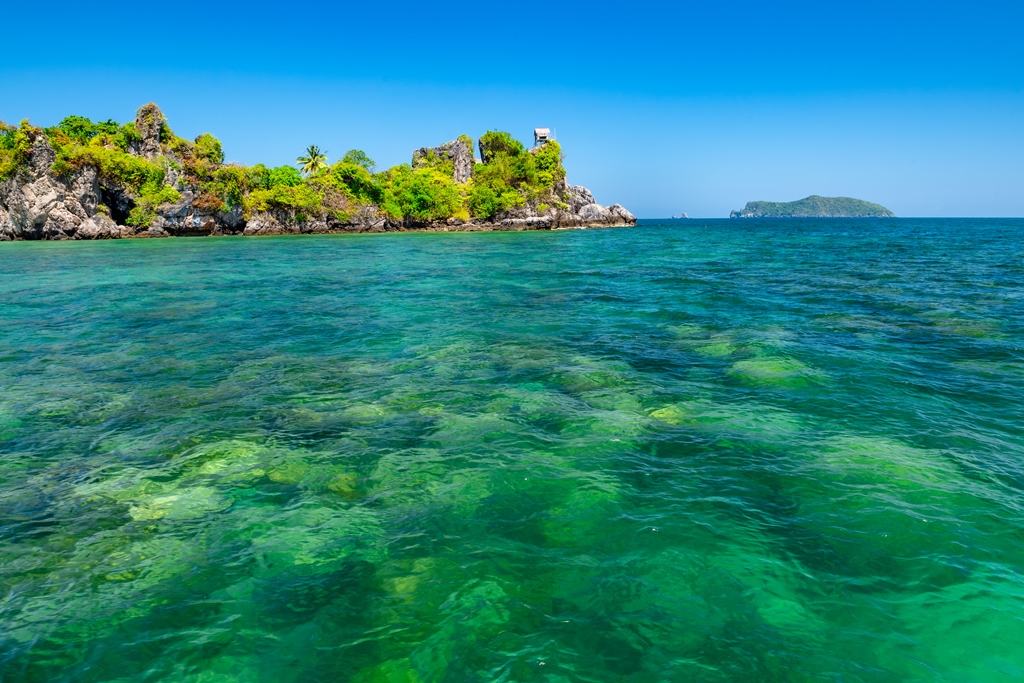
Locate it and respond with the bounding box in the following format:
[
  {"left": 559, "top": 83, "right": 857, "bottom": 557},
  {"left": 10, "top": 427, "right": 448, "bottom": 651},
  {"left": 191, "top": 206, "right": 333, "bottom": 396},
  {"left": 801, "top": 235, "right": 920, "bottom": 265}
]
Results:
[
  {"left": 0, "top": 134, "right": 117, "bottom": 240},
  {"left": 412, "top": 139, "right": 475, "bottom": 184}
]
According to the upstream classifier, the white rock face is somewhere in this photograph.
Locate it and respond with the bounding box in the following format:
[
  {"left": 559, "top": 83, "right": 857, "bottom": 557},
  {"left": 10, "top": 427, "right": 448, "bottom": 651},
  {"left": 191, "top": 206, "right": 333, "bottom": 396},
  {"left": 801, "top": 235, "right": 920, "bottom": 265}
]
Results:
[
  {"left": 608, "top": 204, "right": 636, "bottom": 223},
  {"left": 0, "top": 140, "right": 102, "bottom": 240},
  {"left": 412, "top": 139, "right": 475, "bottom": 184},
  {"left": 75, "top": 215, "right": 121, "bottom": 239},
  {"left": 568, "top": 185, "right": 596, "bottom": 213},
  {"left": 578, "top": 203, "right": 611, "bottom": 222},
  {"left": 130, "top": 103, "right": 164, "bottom": 160}
]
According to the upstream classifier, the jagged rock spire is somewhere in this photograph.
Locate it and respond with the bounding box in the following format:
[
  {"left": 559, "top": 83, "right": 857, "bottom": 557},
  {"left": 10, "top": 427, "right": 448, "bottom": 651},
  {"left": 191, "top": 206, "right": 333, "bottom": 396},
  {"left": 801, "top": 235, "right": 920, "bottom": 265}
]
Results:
[
  {"left": 412, "top": 139, "right": 474, "bottom": 184},
  {"left": 134, "top": 103, "right": 164, "bottom": 160}
]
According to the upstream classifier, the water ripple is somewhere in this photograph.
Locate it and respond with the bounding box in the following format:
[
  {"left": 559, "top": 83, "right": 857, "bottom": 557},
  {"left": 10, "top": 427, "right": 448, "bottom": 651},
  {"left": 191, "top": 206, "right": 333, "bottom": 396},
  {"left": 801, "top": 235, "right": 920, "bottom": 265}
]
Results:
[{"left": 1, "top": 219, "right": 1023, "bottom": 681}]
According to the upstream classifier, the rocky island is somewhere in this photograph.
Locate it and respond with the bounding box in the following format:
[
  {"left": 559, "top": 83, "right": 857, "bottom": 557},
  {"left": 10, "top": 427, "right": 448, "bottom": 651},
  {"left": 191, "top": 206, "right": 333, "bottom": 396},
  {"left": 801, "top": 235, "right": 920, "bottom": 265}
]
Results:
[
  {"left": 0, "top": 104, "right": 635, "bottom": 240},
  {"left": 730, "top": 195, "right": 894, "bottom": 218}
]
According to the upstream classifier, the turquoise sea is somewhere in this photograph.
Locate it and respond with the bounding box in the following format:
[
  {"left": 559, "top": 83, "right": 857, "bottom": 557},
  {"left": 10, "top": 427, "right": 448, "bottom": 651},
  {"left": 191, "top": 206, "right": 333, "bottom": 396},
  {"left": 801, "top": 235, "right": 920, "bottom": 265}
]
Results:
[{"left": 1, "top": 218, "right": 1023, "bottom": 682}]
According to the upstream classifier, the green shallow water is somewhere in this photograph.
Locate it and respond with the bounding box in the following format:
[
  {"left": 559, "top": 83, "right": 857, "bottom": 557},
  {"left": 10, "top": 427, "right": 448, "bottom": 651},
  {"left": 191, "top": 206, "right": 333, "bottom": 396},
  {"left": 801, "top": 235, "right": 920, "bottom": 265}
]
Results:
[{"left": 1, "top": 218, "right": 1024, "bottom": 682}]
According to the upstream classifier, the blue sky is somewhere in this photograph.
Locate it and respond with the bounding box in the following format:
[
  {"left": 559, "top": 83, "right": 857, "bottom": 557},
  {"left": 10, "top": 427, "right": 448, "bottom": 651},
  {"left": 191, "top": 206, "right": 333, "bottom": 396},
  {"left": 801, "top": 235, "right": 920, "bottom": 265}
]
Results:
[{"left": 2, "top": 0, "right": 1022, "bottom": 217}]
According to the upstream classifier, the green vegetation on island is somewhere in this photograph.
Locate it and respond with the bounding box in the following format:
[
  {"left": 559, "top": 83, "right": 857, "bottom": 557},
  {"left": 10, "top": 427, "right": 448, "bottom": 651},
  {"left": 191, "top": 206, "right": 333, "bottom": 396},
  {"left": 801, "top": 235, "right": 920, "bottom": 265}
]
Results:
[
  {"left": 1, "top": 103, "right": 634, "bottom": 240},
  {"left": 730, "top": 195, "right": 895, "bottom": 218},
  {"left": 0, "top": 113, "right": 556, "bottom": 224}
]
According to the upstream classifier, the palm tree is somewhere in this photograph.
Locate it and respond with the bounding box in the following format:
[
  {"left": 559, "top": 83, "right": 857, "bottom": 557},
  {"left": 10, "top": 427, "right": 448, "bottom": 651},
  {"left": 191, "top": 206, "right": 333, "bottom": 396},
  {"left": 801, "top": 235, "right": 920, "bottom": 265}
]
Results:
[{"left": 297, "top": 145, "right": 328, "bottom": 176}]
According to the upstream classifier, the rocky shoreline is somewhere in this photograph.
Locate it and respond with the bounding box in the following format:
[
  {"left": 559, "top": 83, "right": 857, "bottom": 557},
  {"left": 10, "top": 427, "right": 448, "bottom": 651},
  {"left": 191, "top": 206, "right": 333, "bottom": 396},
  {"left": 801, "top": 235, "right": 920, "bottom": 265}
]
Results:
[{"left": 0, "top": 105, "right": 636, "bottom": 241}]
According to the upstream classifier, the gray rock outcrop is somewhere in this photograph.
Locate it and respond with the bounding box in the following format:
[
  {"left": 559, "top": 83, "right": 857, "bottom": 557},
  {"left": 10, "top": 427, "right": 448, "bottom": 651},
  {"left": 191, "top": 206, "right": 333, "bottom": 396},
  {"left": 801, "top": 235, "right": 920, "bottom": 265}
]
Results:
[
  {"left": 412, "top": 139, "right": 474, "bottom": 183},
  {"left": 0, "top": 131, "right": 244, "bottom": 241},
  {"left": 75, "top": 214, "right": 121, "bottom": 239},
  {"left": 131, "top": 103, "right": 164, "bottom": 160},
  {"left": 547, "top": 185, "right": 635, "bottom": 228},
  {"left": 568, "top": 185, "right": 596, "bottom": 213},
  {"left": 147, "top": 191, "right": 245, "bottom": 237},
  {"left": 0, "top": 140, "right": 107, "bottom": 240},
  {"left": 608, "top": 204, "right": 636, "bottom": 223},
  {"left": 243, "top": 205, "right": 392, "bottom": 236},
  {"left": 577, "top": 202, "right": 608, "bottom": 222}
]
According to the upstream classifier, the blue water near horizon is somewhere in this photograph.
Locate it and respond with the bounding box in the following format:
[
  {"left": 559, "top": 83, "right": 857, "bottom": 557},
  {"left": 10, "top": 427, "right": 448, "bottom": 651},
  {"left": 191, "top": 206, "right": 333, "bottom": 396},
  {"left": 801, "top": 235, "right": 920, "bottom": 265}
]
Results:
[{"left": 1, "top": 218, "right": 1023, "bottom": 681}]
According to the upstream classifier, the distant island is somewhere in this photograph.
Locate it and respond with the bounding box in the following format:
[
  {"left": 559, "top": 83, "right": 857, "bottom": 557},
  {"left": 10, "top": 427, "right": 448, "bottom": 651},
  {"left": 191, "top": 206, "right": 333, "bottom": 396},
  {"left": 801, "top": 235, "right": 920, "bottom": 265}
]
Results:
[
  {"left": 730, "top": 195, "right": 894, "bottom": 218},
  {"left": 0, "top": 104, "right": 634, "bottom": 240}
]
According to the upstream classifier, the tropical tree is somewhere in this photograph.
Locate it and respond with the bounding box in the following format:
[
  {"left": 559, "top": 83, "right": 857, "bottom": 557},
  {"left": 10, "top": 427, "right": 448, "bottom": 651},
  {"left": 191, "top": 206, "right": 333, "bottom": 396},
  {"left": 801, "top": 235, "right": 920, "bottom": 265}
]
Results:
[
  {"left": 296, "top": 145, "right": 328, "bottom": 176},
  {"left": 342, "top": 149, "right": 376, "bottom": 172}
]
